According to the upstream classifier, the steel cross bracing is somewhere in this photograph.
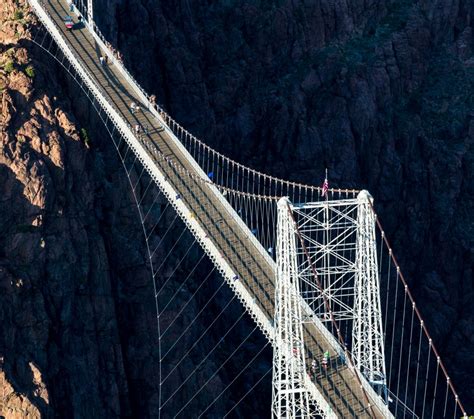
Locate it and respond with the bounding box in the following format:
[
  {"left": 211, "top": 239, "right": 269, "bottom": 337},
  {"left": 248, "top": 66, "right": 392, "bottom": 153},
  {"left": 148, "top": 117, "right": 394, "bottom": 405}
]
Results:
[
  {"left": 291, "top": 193, "right": 387, "bottom": 400},
  {"left": 272, "top": 198, "right": 313, "bottom": 418},
  {"left": 27, "top": 1, "right": 392, "bottom": 416},
  {"left": 292, "top": 198, "right": 359, "bottom": 325}
]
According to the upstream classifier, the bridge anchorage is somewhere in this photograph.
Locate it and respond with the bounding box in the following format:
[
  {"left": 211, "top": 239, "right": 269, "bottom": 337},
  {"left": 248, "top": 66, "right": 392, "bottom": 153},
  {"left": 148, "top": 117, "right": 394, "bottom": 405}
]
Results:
[{"left": 22, "top": 0, "right": 471, "bottom": 416}]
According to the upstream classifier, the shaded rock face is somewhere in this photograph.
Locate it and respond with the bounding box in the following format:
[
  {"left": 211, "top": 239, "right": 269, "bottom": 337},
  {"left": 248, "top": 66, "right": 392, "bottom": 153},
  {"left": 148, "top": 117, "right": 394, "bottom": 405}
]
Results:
[
  {"left": 0, "top": 0, "right": 473, "bottom": 418},
  {"left": 0, "top": 2, "right": 166, "bottom": 417},
  {"left": 95, "top": 0, "right": 473, "bottom": 410},
  {"left": 1, "top": 2, "right": 269, "bottom": 418}
]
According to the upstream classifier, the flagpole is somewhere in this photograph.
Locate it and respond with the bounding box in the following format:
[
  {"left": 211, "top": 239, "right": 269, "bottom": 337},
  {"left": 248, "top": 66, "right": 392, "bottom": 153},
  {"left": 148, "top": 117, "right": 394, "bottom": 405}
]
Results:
[{"left": 325, "top": 168, "right": 328, "bottom": 201}]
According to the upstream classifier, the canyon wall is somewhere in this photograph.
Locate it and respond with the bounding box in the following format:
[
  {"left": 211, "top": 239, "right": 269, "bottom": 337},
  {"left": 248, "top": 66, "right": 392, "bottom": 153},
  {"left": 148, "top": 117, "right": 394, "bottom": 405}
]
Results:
[
  {"left": 1, "top": 0, "right": 473, "bottom": 416},
  {"left": 96, "top": 0, "right": 474, "bottom": 410},
  {"left": 0, "top": 2, "right": 162, "bottom": 416}
]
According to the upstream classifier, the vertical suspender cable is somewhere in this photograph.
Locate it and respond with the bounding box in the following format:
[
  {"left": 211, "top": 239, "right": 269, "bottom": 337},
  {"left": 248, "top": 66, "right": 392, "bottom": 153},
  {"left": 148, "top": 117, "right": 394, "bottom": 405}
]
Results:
[
  {"left": 403, "top": 303, "right": 415, "bottom": 411},
  {"left": 388, "top": 267, "right": 400, "bottom": 389},
  {"left": 394, "top": 287, "right": 408, "bottom": 417},
  {"left": 421, "top": 342, "right": 432, "bottom": 418},
  {"left": 431, "top": 358, "right": 440, "bottom": 418},
  {"left": 412, "top": 322, "right": 424, "bottom": 413}
]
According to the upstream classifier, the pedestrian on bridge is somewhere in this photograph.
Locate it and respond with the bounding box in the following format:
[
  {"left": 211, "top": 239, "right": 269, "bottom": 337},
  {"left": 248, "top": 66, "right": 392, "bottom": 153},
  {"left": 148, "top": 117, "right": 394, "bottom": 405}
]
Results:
[
  {"left": 310, "top": 359, "right": 317, "bottom": 380},
  {"left": 322, "top": 350, "right": 330, "bottom": 371},
  {"left": 338, "top": 345, "right": 346, "bottom": 367},
  {"left": 67, "top": 0, "right": 74, "bottom": 12},
  {"left": 130, "top": 102, "right": 136, "bottom": 114}
]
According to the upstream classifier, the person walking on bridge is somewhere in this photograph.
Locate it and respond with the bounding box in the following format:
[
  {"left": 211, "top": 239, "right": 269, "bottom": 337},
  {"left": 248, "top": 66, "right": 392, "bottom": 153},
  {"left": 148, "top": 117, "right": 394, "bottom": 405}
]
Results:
[
  {"left": 338, "top": 342, "right": 347, "bottom": 367},
  {"left": 322, "top": 350, "right": 330, "bottom": 371},
  {"left": 310, "top": 359, "right": 317, "bottom": 380}
]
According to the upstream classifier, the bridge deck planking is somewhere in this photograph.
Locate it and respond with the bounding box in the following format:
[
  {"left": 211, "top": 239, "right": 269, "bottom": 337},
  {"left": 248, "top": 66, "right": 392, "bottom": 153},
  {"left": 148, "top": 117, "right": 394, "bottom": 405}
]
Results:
[{"left": 42, "top": 1, "right": 387, "bottom": 416}]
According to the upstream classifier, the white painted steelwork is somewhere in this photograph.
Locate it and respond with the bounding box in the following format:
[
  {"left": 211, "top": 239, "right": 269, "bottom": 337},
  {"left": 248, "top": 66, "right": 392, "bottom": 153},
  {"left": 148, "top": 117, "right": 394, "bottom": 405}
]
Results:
[
  {"left": 86, "top": 0, "right": 92, "bottom": 22},
  {"left": 352, "top": 191, "right": 386, "bottom": 390},
  {"left": 290, "top": 193, "right": 388, "bottom": 413},
  {"left": 272, "top": 198, "right": 313, "bottom": 419},
  {"left": 26, "top": 0, "right": 274, "bottom": 346},
  {"left": 292, "top": 198, "right": 359, "bottom": 325},
  {"left": 26, "top": 1, "right": 394, "bottom": 414}
]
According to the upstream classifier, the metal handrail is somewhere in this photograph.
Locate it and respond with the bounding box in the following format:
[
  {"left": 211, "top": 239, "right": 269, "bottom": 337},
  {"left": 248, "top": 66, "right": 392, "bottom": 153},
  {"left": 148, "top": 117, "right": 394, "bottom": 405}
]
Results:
[
  {"left": 27, "top": 0, "right": 275, "bottom": 347},
  {"left": 74, "top": 7, "right": 358, "bottom": 197}
]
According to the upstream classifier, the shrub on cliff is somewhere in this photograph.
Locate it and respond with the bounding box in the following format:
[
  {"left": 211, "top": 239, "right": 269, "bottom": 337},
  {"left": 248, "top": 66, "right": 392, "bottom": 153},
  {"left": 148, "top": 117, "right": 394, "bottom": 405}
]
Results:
[
  {"left": 25, "top": 65, "right": 35, "bottom": 78},
  {"left": 13, "top": 10, "right": 24, "bottom": 20},
  {"left": 80, "top": 128, "right": 90, "bottom": 146},
  {"left": 4, "top": 61, "right": 14, "bottom": 73}
]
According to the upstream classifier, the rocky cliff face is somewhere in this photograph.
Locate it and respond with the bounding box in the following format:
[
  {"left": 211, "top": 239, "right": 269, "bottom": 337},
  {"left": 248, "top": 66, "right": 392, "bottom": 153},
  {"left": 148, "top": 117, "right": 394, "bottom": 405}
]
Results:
[
  {"left": 97, "top": 0, "right": 474, "bottom": 409},
  {"left": 1, "top": 0, "right": 473, "bottom": 416},
  {"left": 1, "top": 2, "right": 269, "bottom": 417},
  {"left": 0, "top": 2, "right": 163, "bottom": 416}
]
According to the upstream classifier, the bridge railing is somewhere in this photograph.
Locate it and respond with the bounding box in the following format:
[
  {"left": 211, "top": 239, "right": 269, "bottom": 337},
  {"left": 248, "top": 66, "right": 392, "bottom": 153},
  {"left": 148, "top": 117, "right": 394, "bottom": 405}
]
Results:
[
  {"left": 28, "top": 3, "right": 384, "bottom": 414},
  {"left": 71, "top": 1, "right": 358, "bottom": 202},
  {"left": 64, "top": 4, "right": 363, "bottom": 257},
  {"left": 288, "top": 197, "right": 470, "bottom": 418},
  {"left": 27, "top": 2, "right": 470, "bottom": 416},
  {"left": 62, "top": 4, "right": 283, "bottom": 273},
  {"left": 28, "top": 0, "right": 276, "bottom": 347},
  {"left": 300, "top": 297, "right": 392, "bottom": 417}
]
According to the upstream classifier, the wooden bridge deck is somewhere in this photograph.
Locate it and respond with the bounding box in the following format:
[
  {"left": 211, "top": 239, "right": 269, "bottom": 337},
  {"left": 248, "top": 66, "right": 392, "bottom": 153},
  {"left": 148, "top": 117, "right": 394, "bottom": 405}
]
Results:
[{"left": 40, "top": 1, "right": 388, "bottom": 416}]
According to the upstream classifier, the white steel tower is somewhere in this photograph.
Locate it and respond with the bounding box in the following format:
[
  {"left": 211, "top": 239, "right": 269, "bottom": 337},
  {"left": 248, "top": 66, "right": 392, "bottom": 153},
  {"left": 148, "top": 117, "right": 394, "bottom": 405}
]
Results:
[
  {"left": 87, "top": 0, "right": 93, "bottom": 22},
  {"left": 272, "top": 198, "right": 311, "bottom": 419},
  {"left": 352, "top": 190, "right": 386, "bottom": 391}
]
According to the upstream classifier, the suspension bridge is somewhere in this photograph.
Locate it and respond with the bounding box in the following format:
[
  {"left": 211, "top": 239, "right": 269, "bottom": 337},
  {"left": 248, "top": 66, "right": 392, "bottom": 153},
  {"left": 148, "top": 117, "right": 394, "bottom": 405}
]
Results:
[{"left": 20, "top": 0, "right": 470, "bottom": 416}]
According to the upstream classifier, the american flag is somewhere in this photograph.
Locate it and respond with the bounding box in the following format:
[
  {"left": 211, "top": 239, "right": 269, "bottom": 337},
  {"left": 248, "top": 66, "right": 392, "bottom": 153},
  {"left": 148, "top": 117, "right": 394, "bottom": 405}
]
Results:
[{"left": 321, "top": 177, "right": 329, "bottom": 197}]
